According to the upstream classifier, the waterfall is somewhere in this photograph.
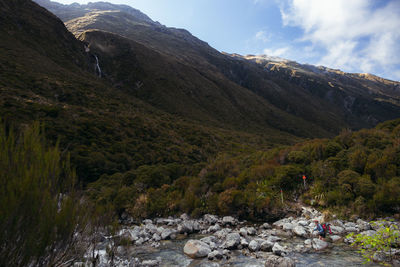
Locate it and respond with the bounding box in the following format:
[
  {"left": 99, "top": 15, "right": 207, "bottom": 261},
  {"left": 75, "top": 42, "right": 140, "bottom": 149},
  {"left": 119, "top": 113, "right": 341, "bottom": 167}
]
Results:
[{"left": 94, "top": 55, "right": 102, "bottom": 78}]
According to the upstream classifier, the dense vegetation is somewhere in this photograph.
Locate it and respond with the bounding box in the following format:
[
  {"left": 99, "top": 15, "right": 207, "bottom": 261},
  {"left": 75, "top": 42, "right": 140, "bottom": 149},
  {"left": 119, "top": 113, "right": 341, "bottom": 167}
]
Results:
[
  {"left": 0, "top": 122, "right": 87, "bottom": 266},
  {"left": 88, "top": 119, "right": 400, "bottom": 221}
]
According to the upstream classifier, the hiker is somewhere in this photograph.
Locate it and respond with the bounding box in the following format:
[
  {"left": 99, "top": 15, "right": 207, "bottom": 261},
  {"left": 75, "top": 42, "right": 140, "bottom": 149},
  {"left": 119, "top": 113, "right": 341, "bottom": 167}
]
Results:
[{"left": 313, "top": 220, "right": 332, "bottom": 240}]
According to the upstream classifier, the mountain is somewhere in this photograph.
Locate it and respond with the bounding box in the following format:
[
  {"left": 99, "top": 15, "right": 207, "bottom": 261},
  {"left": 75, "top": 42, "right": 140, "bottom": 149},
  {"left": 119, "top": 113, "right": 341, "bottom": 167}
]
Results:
[
  {"left": 33, "top": 0, "right": 400, "bottom": 138},
  {"left": 0, "top": 0, "right": 279, "bottom": 186},
  {"left": 1, "top": 0, "right": 399, "bottom": 223}
]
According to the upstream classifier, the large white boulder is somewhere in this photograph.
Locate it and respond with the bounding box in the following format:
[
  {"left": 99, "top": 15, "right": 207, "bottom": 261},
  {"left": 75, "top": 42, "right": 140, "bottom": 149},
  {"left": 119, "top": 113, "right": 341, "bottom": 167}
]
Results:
[
  {"left": 293, "top": 225, "right": 308, "bottom": 238},
  {"left": 312, "top": 238, "right": 329, "bottom": 250},
  {"left": 184, "top": 240, "right": 211, "bottom": 258},
  {"left": 224, "top": 233, "right": 241, "bottom": 249}
]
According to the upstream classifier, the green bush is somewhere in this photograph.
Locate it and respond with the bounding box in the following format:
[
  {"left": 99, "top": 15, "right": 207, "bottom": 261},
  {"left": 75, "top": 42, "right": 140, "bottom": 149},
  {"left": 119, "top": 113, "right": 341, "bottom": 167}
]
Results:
[{"left": 0, "top": 122, "right": 87, "bottom": 266}]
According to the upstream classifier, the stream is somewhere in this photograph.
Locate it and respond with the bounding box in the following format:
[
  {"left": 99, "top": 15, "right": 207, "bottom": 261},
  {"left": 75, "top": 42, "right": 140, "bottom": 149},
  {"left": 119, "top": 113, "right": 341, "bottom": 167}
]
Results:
[{"left": 123, "top": 234, "right": 378, "bottom": 267}]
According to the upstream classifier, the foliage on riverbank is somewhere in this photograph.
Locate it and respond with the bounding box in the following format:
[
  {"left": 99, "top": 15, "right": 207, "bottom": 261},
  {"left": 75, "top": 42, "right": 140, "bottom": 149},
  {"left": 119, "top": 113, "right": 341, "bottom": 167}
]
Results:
[{"left": 88, "top": 118, "right": 400, "bottom": 221}]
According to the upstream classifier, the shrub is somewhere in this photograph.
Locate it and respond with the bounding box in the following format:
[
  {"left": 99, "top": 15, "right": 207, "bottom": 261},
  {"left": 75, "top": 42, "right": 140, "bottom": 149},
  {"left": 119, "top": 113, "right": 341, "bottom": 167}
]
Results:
[{"left": 0, "top": 122, "right": 87, "bottom": 266}]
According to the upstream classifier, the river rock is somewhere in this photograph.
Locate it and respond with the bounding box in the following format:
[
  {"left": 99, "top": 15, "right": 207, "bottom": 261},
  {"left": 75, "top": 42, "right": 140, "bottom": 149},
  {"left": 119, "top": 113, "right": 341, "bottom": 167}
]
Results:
[
  {"left": 215, "top": 228, "right": 231, "bottom": 239},
  {"left": 222, "top": 216, "right": 236, "bottom": 226},
  {"left": 264, "top": 254, "right": 295, "bottom": 267},
  {"left": 272, "top": 243, "right": 285, "bottom": 256},
  {"left": 345, "top": 226, "right": 358, "bottom": 233},
  {"left": 330, "top": 235, "right": 342, "bottom": 242},
  {"left": 356, "top": 219, "right": 371, "bottom": 231},
  {"left": 282, "top": 223, "right": 294, "bottom": 231},
  {"left": 293, "top": 225, "right": 308, "bottom": 238},
  {"left": 260, "top": 240, "right": 274, "bottom": 252},
  {"left": 143, "top": 219, "right": 152, "bottom": 225},
  {"left": 239, "top": 228, "right": 248, "bottom": 237},
  {"left": 249, "top": 240, "right": 260, "bottom": 252},
  {"left": 160, "top": 228, "right": 174, "bottom": 240},
  {"left": 208, "top": 223, "right": 221, "bottom": 233},
  {"left": 152, "top": 233, "right": 161, "bottom": 242},
  {"left": 201, "top": 236, "right": 217, "bottom": 244},
  {"left": 312, "top": 238, "right": 328, "bottom": 250},
  {"left": 330, "top": 225, "right": 345, "bottom": 235},
  {"left": 204, "top": 214, "right": 219, "bottom": 224},
  {"left": 247, "top": 227, "right": 257, "bottom": 236},
  {"left": 273, "top": 218, "right": 290, "bottom": 228},
  {"left": 261, "top": 222, "right": 272, "bottom": 229},
  {"left": 141, "top": 258, "right": 160, "bottom": 267},
  {"left": 184, "top": 240, "right": 211, "bottom": 258},
  {"left": 180, "top": 213, "right": 190, "bottom": 221},
  {"left": 360, "top": 230, "right": 377, "bottom": 237},
  {"left": 240, "top": 238, "right": 249, "bottom": 247},
  {"left": 178, "top": 221, "right": 194, "bottom": 234},
  {"left": 298, "top": 220, "right": 309, "bottom": 227},
  {"left": 224, "top": 233, "right": 241, "bottom": 249},
  {"left": 208, "top": 250, "right": 223, "bottom": 260},
  {"left": 267, "top": 235, "right": 282, "bottom": 243}
]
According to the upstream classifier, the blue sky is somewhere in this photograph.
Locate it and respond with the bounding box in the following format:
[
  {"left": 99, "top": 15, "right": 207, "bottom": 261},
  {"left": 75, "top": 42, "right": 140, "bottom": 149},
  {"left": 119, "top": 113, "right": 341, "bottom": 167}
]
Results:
[{"left": 54, "top": 0, "right": 400, "bottom": 81}]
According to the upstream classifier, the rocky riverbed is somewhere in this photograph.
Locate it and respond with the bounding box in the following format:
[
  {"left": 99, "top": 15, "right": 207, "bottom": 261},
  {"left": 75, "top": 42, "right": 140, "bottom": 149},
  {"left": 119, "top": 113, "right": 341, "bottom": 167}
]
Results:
[{"left": 74, "top": 207, "right": 400, "bottom": 266}]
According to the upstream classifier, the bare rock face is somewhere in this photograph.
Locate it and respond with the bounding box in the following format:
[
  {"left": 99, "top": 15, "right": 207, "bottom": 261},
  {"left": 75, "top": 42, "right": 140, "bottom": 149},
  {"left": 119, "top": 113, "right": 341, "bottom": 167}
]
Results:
[
  {"left": 183, "top": 240, "right": 211, "bottom": 258},
  {"left": 264, "top": 255, "right": 296, "bottom": 267}
]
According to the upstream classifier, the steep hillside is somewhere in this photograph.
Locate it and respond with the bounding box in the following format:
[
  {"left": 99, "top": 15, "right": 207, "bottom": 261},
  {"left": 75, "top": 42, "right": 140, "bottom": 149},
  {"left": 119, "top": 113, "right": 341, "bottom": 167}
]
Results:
[
  {"left": 34, "top": 0, "right": 400, "bottom": 137},
  {"left": 0, "top": 0, "right": 283, "bottom": 185}
]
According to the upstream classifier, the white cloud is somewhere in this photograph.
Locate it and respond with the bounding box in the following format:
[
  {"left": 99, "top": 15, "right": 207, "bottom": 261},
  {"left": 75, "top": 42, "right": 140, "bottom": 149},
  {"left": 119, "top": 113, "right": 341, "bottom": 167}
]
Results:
[
  {"left": 255, "top": 30, "right": 269, "bottom": 43},
  {"left": 263, "top": 46, "right": 290, "bottom": 57},
  {"left": 280, "top": 0, "right": 400, "bottom": 79}
]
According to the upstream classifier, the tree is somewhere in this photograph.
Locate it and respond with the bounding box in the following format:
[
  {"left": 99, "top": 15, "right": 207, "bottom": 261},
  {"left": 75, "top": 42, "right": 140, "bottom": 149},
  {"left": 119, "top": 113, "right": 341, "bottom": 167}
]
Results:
[{"left": 0, "top": 122, "right": 88, "bottom": 266}]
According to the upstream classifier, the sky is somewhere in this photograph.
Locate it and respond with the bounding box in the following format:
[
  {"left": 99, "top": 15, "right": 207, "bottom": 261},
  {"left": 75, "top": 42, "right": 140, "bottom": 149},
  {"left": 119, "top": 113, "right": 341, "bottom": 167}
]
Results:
[{"left": 53, "top": 0, "right": 400, "bottom": 81}]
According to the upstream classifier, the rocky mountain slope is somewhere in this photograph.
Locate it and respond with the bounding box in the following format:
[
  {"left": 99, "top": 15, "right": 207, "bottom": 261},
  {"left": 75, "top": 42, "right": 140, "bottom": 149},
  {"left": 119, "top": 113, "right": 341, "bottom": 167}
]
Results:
[{"left": 34, "top": 0, "right": 400, "bottom": 137}]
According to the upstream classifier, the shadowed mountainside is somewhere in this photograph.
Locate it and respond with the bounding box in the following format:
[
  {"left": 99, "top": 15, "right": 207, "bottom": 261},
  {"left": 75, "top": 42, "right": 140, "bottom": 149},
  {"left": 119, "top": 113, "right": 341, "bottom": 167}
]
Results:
[{"left": 34, "top": 0, "right": 400, "bottom": 137}]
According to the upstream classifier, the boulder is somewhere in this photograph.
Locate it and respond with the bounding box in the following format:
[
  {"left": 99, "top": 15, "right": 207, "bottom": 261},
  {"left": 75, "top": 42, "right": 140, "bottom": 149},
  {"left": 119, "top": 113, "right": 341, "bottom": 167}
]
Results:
[
  {"left": 208, "top": 223, "right": 221, "bottom": 233},
  {"left": 141, "top": 258, "right": 161, "bottom": 267},
  {"left": 247, "top": 227, "right": 257, "bottom": 236},
  {"left": 260, "top": 240, "right": 274, "bottom": 252},
  {"left": 261, "top": 222, "right": 272, "bottom": 229},
  {"left": 264, "top": 255, "right": 295, "bottom": 267},
  {"left": 204, "top": 214, "right": 219, "bottom": 225},
  {"left": 178, "top": 221, "right": 194, "bottom": 234},
  {"left": 345, "top": 226, "right": 358, "bottom": 233},
  {"left": 330, "top": 235, "right": 342, "bottom": 242},
  {"left": 160, "top": 228, "right": 174, "bottom": 240},
  {"left": 222, "top": 216, "right": 236, "bottom": 226},
  {"left": 224, "top": 233, "right": 241, "bottom": 249},
  {"left": 184, "top": 240, "right": 211, "bottom": 258},
  {"left": 143, "top": 219, "right": 152, "bottom": 225},
  {"left": 248, "top": 240, "right": 260, "bottom": 252},
  {"left": 180, "top": 213, "right": 190, "bottom": 221},
  {"left": 152, "top": 233, "right": 161, "bottom": 242},
  {"left": 297, "top": 220, "right": 308, "bottom": 227},
  {"left": 304, "top": 239, "right": 312, "bottom": 247},
  {"left": 239, "top": 228, "right": 248, "bottom": 237},
  {"left": 282, "top": 223, "right": 294, "bottom": 231},
  {"left": 240, "top": 238, "right": 249, "bottom": 248},
  {"left": 208, "top": 250, "right": 223, "bottom": 260},
  {"left": 360, "top": 230, "right": 377, "bottom": 237},
  {"left": 267, "top": 236, "right": 282, "bottom": 243},
  {"left": 273, "top": 218, "right": 290, "bottom": 228},
  {"left": 272, "top": 243, "right": 285, "bottom": 256},
  {"left": 312, "top": 238, "right": 328, "bottom": 250},
  {"left": 292, "top": 226, "right": 308, "bottom": 238},
  {"left": 330, "top": 225, "right": 345, "bottom": 235},
  {"left": 201, "top": 236, "right": 217, "bottom": 244},
  {"left": 215, "top": 228, "right": 231, "bottom": 239}
]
